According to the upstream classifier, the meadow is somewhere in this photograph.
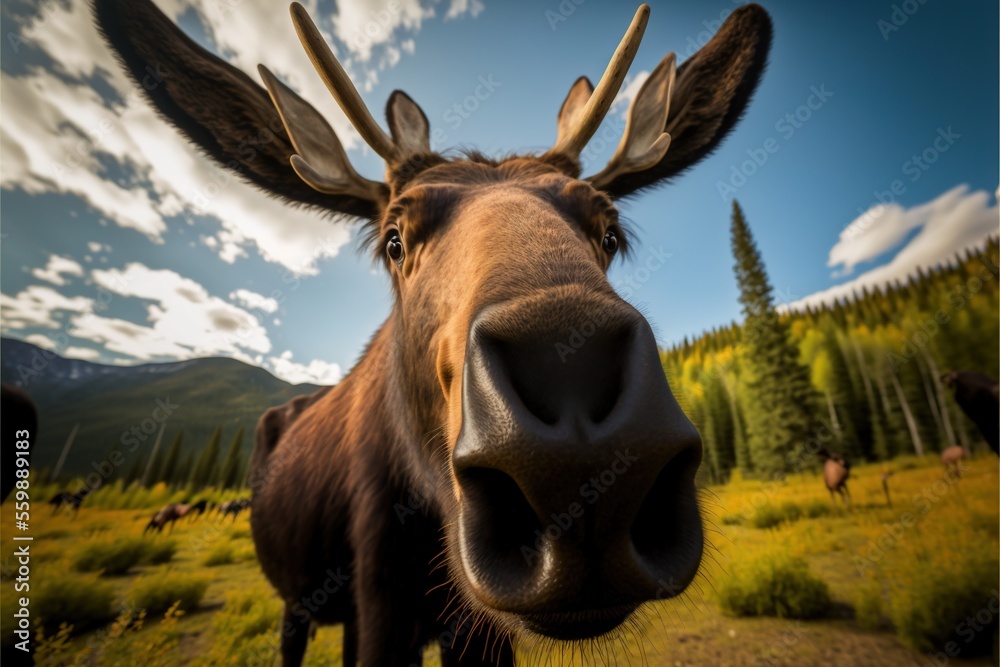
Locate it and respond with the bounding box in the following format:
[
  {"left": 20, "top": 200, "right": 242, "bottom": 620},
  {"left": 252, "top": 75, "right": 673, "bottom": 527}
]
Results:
[{"left": 2, "top": 454, "right": 996, "bottom": 666}]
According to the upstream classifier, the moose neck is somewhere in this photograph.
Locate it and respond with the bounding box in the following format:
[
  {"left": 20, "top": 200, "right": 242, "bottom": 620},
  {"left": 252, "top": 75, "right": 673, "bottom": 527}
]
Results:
[{"left": 335, "top": 312, "right": 448, "bottom": 510}]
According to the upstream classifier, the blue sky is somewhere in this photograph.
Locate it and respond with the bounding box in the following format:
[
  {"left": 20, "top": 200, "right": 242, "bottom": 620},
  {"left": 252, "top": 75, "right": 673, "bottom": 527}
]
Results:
[{"left": 1, "top": 0, "right": 997, "bottom": 384}]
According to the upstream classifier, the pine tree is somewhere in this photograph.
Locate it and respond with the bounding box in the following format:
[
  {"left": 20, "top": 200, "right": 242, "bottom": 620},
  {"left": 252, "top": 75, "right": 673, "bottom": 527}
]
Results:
[
  {"left": 191, "top": 427, "right": 222, "bottom": 489},
  {"left": 218, "top": 427, "right": 245, "bottom": 489},
  {"left": 123, "top": 455, "right": 145, "bottom": 488},
  {"left": 731, "top": 201, "right": 818, "bottom": 476},
  {"left": 174, "top": 452, "right": 194, "bottom": 487},
  {"left": 159, "top": 432, "right": 183, "bottom": 486},
  {"left": 143, "top": 440, "right": 166, "bottom": 488}
]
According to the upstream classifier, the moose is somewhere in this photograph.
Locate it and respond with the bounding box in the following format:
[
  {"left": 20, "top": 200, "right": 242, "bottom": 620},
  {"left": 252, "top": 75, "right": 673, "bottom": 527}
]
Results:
[
  {"left": 143, "top": 500, "right": 208, "bottom": 534},
  {"left": 940, "top": 444, "right": 967, "bottom": 479},
  {"left": 217, "top": 498, "right": 251, "bottom": 522},
  {"left": 95, "top": 1, "right": 772, "bottom": 664},
  {"left": 48, "top": 489, "right": 91, "bottom": 517},
  {"left": 941, "top": 371, "right": 999, "bottom": 455},
  {"left": 817, "top": 449, "right": 852, "bottom": 508}
]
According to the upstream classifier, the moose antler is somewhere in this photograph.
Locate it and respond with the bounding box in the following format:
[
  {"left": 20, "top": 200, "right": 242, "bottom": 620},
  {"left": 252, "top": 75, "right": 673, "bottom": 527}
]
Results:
[
  {"left": 543, "top": 4, "right": 650, "bottom": 165},
  {"left": 290, "top": 2, "right": 400, "bottom": 164}
]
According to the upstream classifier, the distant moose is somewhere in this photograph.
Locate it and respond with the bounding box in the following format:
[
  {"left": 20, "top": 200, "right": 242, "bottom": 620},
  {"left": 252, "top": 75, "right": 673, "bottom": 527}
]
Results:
[
  {"left": 817, "top": 449, "right": 852, "bottom": 508},
  {"left": 48, "top": 487, "right": 94, "bottom": 517},
  {"left": 217, "top": 498, "right": 251, "bottom": 522},
  {"left": 941, "top": 371, "right": 999, "bottom": 455},
  {"left": 144, "top": 500, "right": 208, "bottom": 534},
  {"left": 95, "top": 1, "right": 772, "bottom": 664}
]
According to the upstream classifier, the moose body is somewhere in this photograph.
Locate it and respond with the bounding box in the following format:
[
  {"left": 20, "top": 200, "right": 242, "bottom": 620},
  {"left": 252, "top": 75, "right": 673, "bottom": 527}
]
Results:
[
  {"left": 144, "top": 500, "right": 205, "bottom": 533},
  {"left": 818, "top": 449, "right": 851, "bottom": 507},
  {"left": 941, "top": 444, "right": 967, "bottom": 478},
  {"left": 95, "top": 1, "right": 772, "bottom": 664},
  {"left": 942, "top": 371, "right": 999, "bottom": 454}
]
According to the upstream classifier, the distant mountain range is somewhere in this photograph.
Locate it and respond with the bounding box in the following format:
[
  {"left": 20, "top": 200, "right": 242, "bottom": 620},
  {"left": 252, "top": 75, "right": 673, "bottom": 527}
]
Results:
[{"left": 1, "top": 338, "right": 322, "bottom": 478}]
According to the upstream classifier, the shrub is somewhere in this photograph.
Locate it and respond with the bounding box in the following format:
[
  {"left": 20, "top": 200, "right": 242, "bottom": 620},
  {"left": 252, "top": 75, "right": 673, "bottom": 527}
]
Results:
[
  {"left": 142, "top": 540, "right": 178, "bottom": 565},
  {"left": 750, "top": 501, "right": 828, "bottom": 529},
  {"left": 750, "top": 503, "right": 785, "bottom": 529},
  {"left": 35, "top": 574, "right": 117, "bottom": 632},
  {"left": 890, "top": 540, "right": 998, "bottom": 654},
  {"left": 721, "top": 513, "right": 745, "bottom": 526},
  {"left": 203, "top": 542, "right": 235, "bottom": 567},
  {"left": 718, "top": 549, "right": 831, "bottom": 619},
  {"left": 854, "top": 581, "right": 883, "bottom": 631},
  {"left": 73, "top": 537, "right": 146, "bottom": 575},
  {"left": 199, "top": 589, "right": 282, "bottom": 666},
  {"left": 131, "top": 572, "right": 209, "bottom": 615}
]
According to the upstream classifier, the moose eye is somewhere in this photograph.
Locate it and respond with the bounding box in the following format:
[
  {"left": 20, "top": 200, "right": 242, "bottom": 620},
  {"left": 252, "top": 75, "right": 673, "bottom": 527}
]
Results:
[
  {"left": 602, "top": 230, "right": 619, "bottom": 255},
  {"left": 386, "top": 232, "right": 404, "bottom": 264}
]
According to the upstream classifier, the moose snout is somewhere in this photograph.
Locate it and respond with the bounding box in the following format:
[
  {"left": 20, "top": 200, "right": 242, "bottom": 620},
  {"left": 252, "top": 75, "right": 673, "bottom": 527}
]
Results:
[{"left": 452, "top": 294, "right": 704, "bottom": 637}]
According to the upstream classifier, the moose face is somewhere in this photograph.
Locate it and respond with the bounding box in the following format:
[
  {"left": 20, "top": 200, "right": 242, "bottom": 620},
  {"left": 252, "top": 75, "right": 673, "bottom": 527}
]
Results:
[
  {"left": 95, "top": 0, "right": 771, "bottom": 641},
  {"left": 377, "top": 160, "right": 704, "bottom": 637}
]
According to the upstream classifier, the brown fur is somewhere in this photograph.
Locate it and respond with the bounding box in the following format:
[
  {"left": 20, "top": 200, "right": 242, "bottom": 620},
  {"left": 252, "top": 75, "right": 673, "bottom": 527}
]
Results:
[
  {"left": 818, "top": 450, "right": 851, "bottom": 507},
  {"left": 940, "top": 445, "right": 966, "bottom": 479}
]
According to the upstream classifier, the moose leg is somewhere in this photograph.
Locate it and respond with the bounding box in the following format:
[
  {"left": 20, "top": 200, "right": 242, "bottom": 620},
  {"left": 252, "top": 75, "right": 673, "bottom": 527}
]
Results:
[
  {"left": 842, "top": 484, "right": 852, "bottom": 509},
  {"left": 342, "top": 620, "right": 358, "bottom": 667},
  {"left": 351, "top": 489, "right": 427, "bottom": 665},
  {"left": 280, "top": 604, "right": 310, "bottom": 667},
  {"left": 440, "top": 618, "right": 514, "bottom": 667}
]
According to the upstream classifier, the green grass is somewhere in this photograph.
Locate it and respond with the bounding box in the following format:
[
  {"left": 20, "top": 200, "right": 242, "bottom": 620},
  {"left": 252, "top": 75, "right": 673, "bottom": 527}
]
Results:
[
  {"left": 73, "top": 537, "right": 146, "bottom": 575},
  {"left": 131, "top": 571, "right": 210, "bottom": 615},
  {"left": 202, "top": 542, "right": 236, "bottom": 567},
  {"left": 34, "top": 574, "right": 117, "bottom": 633},
  {"left": 2, "top": 456, "right": 997, "bottom": 666}
]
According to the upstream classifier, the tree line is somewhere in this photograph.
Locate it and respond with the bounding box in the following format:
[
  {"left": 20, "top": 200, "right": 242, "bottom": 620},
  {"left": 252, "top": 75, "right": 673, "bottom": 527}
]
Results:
[
  {"left": 663, "top": 202, "right": 999, "bottom": 483},
  {"left": 118, "top": 426, "right": 248, "bottom": 491}
]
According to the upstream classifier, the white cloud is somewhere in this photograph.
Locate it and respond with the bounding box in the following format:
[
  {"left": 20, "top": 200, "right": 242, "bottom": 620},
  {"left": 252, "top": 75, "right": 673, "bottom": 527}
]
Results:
[
  {"left": 24, "top": 333, "right": 58, "bottom": 350},
  {"left": 612, "top": 71, "right": 649, "bottom": 118},
  {"left": 1, "top": 0, "right": 483, "bottom": 275},
  {"left": 64, "top": 346, "right": 101, "bottom": 360},
  {"left": 230, "top": 288, "right": 279, "bottom": 314},
  {"left": 446, "top": 0, "right": 485, "bottom": 20},
  {"left": 81, "top": 262, "right": 272, "bottom": 359},
  {"left": 791, "top": 185, "right": 999, "bottom": 310},
  {"left": 31, "top": 255, "right": 84, "bottom": 286},
  {"left": 267, "top": 350, "right": 342, "bottom": 385},
  {"left": 0, "top": 285, "right": 94, "bottom": 329}
]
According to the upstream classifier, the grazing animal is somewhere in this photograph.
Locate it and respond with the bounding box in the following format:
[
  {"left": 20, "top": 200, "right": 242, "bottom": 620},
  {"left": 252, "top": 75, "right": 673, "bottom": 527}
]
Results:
[
  {"left": 941, "top": 371, "right": 999, "bottom": 454},
  {"left": 818, "top": 449, "right": 852, "bottom": 508},
  {"left": 49, "top": 488, "right": 92, "bottom": 516},
  {"left": 144, "top": 502, "right": 192, "bottom": 534},
  {"left": 940, "top": 444, "right": 967, "bottom": 479},
  {"left": 94, "top": 1, "right": 772, "bottom": 664},
  {"left": 219, "top": 498, "right": 251, "bottom": 522},
  {"left": 185, "top": 499, "right": 209, "bottom": 521},
  {"left": 3, "top": 384, "right": 37, "bottom": 502}
]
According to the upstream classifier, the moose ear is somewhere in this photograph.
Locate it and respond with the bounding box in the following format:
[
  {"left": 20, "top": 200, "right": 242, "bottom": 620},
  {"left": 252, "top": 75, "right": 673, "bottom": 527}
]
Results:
[
  {"left": 386, "top": 91, "right": 431, "bottom": 156},
  {"left": 555, "top": 77, "right": 595, "bottom": 153},
  {"left": 92, "top": 0, "right": 384, "bottom": 219},
  {"left": 595, "top": 4, "right": 772, "bottom": 198},
  {"left": 259, "top": 65, "right": 385, "bottom": 202}
]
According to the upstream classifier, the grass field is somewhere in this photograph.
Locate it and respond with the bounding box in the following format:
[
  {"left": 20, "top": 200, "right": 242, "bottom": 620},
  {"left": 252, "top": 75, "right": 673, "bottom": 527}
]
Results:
[{"left": 2, "top": 454, "right": 997, "bottom": 666}]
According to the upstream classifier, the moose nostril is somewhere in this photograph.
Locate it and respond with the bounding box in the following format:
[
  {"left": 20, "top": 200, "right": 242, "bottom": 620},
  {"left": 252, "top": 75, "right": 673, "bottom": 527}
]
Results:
[
  {"left": 630, "top": 446, "right": 703, "bottom": 566},
  {"left": 487, "top": 328, "right": 628, "bottom": 427},
  {"left": 458, "top": 467, "right": 543, "bottom": 584}
]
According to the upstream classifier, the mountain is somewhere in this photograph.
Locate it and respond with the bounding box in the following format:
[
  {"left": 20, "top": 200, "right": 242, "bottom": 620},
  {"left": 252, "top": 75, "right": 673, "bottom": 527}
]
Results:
[{"left": 1, "top": 338, "right": 322, "bottom": 479}]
